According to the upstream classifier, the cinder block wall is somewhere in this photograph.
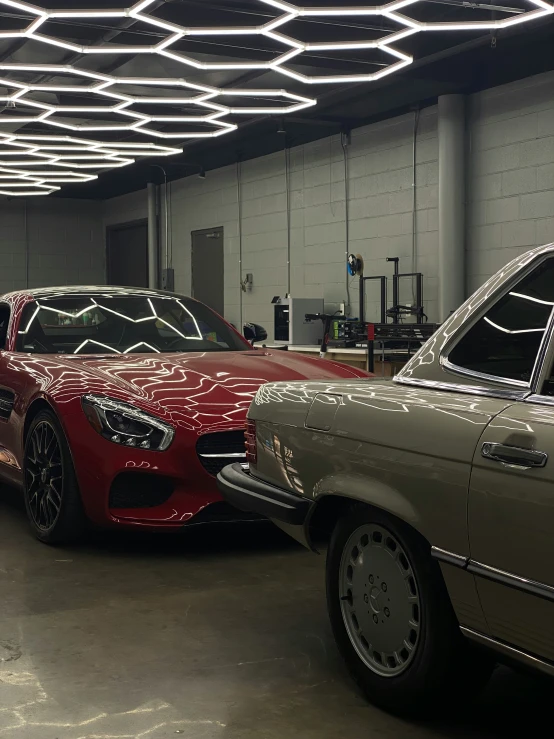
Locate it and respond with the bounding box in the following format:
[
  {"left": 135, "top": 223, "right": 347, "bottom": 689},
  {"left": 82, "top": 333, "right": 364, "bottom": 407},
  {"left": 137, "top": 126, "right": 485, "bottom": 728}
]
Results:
[
  {"left": 97, "top": 70, "right": 554, "bottom": 339},
  {"left": 1, "top": 69, "right": 552, "bottom": 337},
  {"left": 101, "top": 106, "right": 439, "bottom": 337},
  {"left": 182, "top": 106, "right": 439, "bottom": 336},
  {"left": 467, "top": 71, "right": 554, "bottom": 293},
  {"left": 0, "top": 198, "right": 105, "bottom": 293}
]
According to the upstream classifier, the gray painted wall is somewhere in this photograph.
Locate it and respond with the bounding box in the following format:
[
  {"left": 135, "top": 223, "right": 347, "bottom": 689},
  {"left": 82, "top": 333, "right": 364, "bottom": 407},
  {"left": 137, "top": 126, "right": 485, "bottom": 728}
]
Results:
[
  {"left": 1, "top": 69, "right": 553, "bottom": 339},
  {"left": 98, "top": 70, "right": 554, "bottom": 338},
  {"left": 0, "top": 198, "right": 105, "bottom": 293},
  {"left": 467, "top": 71, "right": 554, "bottom": 293}
]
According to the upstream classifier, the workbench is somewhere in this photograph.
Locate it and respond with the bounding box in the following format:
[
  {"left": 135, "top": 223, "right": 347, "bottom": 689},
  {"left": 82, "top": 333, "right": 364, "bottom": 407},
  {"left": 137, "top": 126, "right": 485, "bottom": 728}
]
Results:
[{"left": 267, "top": 344, "right": 408, "bottom": 375}]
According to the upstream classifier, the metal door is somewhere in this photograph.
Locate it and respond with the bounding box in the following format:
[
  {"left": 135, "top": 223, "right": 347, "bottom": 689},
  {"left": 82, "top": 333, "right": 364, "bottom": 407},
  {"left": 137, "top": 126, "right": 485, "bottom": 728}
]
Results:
[
  {"left": 469, "top": 399, "right": 554, "bottom": 660},
  {"left": 107, "top": 220, "right": 148, "bottom": 288},
  {"left": 191, "top": 227, "right": 224, "bottom": 316}
]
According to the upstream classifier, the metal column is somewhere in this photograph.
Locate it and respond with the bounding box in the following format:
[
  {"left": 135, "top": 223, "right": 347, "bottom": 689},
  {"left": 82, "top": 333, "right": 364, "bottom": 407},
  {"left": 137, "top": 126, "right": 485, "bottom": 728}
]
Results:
[
  {"left": 147, "top": 182, "right": 159, "bottom": 289},
  {"left": 438, "top": 95, "right": 466, "bottom": 321}
]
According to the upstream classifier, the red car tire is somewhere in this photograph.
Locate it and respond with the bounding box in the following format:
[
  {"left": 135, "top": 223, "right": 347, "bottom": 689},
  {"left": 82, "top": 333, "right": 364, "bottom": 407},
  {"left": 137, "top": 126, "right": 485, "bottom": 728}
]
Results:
[{"left": 24, "top": 409, "right": 87, "bottom": 545}]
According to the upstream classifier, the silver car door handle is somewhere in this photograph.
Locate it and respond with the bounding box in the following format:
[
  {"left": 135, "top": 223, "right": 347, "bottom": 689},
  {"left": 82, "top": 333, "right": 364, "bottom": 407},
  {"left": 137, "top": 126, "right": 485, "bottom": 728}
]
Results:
[{"left": 481, "top": 442, "right": 548, "bottom": 470}]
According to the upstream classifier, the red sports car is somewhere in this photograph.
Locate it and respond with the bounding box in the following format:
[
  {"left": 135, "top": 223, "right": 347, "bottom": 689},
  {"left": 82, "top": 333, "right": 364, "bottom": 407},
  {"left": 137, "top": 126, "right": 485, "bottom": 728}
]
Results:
[{"left": 0, "top": 286, "right": 368, "bottom": 544}]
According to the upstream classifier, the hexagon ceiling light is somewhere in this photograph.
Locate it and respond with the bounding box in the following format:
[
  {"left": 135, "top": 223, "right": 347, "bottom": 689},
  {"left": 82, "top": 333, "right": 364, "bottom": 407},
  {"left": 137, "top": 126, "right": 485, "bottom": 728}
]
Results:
[{"left": 0, "top": 0, "right": 552, "bottom": 196}]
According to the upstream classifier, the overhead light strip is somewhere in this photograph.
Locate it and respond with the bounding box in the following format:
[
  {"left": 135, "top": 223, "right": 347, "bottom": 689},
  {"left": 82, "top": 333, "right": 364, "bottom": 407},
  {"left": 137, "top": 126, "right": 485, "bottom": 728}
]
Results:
[{"left": 0, "top": 0, "right": 551, "bottom": 195}]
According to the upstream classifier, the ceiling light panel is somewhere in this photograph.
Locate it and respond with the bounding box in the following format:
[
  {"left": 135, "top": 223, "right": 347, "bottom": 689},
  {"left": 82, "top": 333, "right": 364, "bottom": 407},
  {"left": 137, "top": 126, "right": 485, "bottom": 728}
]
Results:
[{"left": 0, "top": 0, "right": 551, "bottom": 195}]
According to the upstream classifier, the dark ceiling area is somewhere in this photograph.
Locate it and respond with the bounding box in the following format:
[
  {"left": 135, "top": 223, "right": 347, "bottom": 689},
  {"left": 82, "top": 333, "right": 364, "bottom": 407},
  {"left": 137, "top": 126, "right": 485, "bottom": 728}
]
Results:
[{"left": 0, "top": 0, "right": 552, "bottom": 200}]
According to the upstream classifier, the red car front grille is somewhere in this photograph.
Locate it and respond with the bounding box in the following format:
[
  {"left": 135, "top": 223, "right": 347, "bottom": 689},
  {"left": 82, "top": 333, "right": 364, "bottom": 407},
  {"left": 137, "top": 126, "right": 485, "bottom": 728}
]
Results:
[{"left": 196, "top": 430, "right": 247, "bottom": 476}]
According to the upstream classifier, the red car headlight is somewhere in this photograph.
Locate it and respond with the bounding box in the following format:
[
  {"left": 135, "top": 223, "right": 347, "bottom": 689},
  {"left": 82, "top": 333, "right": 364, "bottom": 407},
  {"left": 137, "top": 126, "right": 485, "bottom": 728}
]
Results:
[
  {"left": 245, "top": 419, "right": 257, "bottom": 466},
  {"left": 82, "top": 395, "right": 175, "bottom": 451}
]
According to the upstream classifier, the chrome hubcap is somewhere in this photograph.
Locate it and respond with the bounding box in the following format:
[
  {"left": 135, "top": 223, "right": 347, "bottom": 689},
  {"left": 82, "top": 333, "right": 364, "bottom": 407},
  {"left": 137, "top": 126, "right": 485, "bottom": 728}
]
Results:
[
  {"left": 339, "top": 524, "right": 421, "bottom": 677},
  {"left": 26, "top": 421, "right": 63, "bottom": 531}
]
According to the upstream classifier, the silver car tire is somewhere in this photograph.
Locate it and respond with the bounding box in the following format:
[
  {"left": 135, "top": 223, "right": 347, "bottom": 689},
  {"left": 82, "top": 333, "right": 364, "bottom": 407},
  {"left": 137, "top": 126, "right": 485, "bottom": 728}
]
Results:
[{"left": 326, "top": 505, "right": 494, "bottom": 717}]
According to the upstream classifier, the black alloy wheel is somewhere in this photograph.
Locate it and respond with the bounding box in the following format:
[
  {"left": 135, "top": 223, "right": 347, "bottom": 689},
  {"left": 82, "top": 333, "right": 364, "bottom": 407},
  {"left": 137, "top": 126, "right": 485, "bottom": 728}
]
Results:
[
  {"left": 26, "top": 420, "right": 63, "bottom": 530},
  {"left": 24, "top": 409, "right": 86, "bottom": 545}
]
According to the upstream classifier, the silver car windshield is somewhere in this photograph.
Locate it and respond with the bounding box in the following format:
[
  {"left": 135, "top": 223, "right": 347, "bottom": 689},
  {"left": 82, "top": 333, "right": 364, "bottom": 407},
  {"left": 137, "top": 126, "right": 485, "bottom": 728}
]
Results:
[{"left": 15, "top": 295, "right": 247, "bottom": 355}]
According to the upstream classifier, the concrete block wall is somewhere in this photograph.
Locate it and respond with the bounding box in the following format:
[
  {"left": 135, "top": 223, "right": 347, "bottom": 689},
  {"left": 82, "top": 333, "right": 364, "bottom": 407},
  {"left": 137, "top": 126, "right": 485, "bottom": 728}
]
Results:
[
  {"left": 102, "top": 188, "right": 147, "bottom": 229},
  {"left": 0, "top": 67, "right": 549, "bottom": 337},
  {"left": 180, "top": 107, "right": 438, "bottom": 336},
  {"left": 467, "top": 70, "right": 554, "bottom": 293},
  {"left": 0, "top": 198, "right": 105, "bottom": 294},
  {"left": 106, "top": 106, "right": 438, "bottom": 337}
]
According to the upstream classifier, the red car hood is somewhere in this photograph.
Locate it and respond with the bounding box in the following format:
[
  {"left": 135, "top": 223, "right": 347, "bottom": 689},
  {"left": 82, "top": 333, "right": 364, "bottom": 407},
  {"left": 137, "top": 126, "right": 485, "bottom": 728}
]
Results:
[{"left": 61, "top": 350, "right": 365, "bottom": 434}]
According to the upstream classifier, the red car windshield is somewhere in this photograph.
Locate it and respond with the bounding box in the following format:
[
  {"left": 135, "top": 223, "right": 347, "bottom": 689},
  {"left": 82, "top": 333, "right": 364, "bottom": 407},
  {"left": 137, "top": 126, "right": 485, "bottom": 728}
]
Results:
[{"left": 15, "top": 295, "right": 248, "bottom": 355}]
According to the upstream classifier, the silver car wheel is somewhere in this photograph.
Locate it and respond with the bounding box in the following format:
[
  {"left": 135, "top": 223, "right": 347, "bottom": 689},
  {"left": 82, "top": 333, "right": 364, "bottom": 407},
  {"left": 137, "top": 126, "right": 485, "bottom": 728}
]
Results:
[{"left": 339, "top": 523, "right": 421, "bottom": 678}]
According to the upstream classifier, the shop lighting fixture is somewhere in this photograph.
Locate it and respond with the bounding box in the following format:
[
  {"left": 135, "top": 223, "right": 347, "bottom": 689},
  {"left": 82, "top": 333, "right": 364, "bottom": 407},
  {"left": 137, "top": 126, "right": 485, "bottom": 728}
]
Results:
[
  {"left": 0, "top": 0, "right": 551, "bottom": 195},
  {"left": 0, "top": 133, "right": 181, "bottom": 196}
]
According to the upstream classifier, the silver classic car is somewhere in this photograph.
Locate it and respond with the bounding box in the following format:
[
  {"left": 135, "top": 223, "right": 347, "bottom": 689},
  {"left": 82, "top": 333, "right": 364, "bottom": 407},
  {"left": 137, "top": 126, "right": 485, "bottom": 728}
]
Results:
[{"left": 218, "top": 242, "right": 554, "bottom": 715}]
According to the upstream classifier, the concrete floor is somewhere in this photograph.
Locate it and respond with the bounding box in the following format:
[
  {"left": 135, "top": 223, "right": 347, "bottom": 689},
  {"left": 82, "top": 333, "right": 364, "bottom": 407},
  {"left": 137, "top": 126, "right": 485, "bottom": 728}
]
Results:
[{"left": 0, "top": 488, "right": 549, "bottom": 739}]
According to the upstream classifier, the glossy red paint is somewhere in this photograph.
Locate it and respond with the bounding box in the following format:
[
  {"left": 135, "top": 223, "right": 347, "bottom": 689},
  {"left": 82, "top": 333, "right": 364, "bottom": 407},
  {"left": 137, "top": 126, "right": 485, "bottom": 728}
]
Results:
[{"left": 0, "top": 286, "right": 370, "bottom": 530}]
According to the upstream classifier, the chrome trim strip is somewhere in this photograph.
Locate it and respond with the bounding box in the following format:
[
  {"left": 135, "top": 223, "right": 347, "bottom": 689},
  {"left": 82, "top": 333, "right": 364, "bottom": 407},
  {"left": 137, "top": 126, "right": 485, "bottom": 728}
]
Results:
[
  {"left": 199, "top": 452, "right": 246, "bottom": 459},
  {"left": 431, "top": 546, "right": 468, "bottom": 568},
  {"left": 439, "top": 251, "right": 554, "bottom": 391},
  {"left": 440, "top": 356, "right": 529, "bottom": 390},
  {"left": 530, "top": 304, "right": 554, "bottom": 393},
  {"left": 393, "top": 375, "right": 530, "bottom": 401},
  {"left": 460, "top": 627, "right": 554, "bottom": 678},
  {"left": 526, "top": 394, "right": 554, "bottom": 407},
  {"left": 468, "top": 561, "right": 554, "bottom": 603}
]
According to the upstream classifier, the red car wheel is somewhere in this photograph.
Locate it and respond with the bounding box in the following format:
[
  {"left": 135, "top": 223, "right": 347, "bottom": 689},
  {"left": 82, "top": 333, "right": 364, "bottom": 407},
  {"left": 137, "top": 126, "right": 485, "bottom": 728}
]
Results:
[{"left": 24, "top": 409, "right": 86, "bottom": 545}]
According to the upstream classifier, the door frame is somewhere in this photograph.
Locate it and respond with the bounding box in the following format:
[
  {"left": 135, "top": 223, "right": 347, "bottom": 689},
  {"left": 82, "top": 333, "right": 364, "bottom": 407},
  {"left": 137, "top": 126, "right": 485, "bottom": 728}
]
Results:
[
  {"left": 106, "top": 218, "right": 149, "bottom": 285},
  {"left": 190, "top": 226, "right": 224, "bottom": 303}
]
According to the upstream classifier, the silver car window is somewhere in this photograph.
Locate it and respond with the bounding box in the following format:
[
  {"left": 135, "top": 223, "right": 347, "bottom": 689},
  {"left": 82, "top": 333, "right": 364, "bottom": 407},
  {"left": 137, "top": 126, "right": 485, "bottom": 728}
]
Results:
[{"left": 448, "top": 258, "right": 554, "bottom": 384}]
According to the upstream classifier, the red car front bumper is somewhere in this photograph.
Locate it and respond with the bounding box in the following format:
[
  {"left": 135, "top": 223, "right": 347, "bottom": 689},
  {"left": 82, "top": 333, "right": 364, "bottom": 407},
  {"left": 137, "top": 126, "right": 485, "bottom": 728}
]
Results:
[{"left": 66, "top": 410, "right": 246, "bottom": 530}]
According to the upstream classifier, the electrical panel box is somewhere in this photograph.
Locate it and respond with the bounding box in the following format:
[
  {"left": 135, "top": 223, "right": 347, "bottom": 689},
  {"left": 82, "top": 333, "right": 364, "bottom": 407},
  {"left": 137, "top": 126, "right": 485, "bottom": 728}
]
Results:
[{"left": 273, "top": 297, "right": 324, "bottom": 345}]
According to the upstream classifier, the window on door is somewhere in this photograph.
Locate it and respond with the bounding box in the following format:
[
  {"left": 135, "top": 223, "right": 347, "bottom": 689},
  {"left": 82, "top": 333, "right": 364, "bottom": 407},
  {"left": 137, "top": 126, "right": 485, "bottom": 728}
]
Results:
[{"left": 448, "top": 257, "right": 554, "bottom": 384}]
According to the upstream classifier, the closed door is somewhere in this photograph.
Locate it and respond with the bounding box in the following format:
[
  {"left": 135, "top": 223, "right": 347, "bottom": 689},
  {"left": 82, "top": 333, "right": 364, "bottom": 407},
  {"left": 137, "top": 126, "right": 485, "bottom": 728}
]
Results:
[
  {"left": 191, "top": 227, "right": 224, "bottom": 316},
  {"left": 466, "top": 256, "right": 554, "bottom": 660},
  {"left": 469, "top": 399, "right": 554, "bottom": 660},
  {"left": 107, "top": 221, "right": 148, "bottom": 288}
]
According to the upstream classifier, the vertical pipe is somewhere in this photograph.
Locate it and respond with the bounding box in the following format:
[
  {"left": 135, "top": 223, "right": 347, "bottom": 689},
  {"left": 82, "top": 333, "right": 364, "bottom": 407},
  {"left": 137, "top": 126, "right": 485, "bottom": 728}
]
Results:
[
  {"left": 24, "top": 199, "right": 29, "bottom": 288},
  {"left": 392, "top": 261, "right": 399, "bottom": 322},
  {"left": 342, "top": 133, "right": 351, "bottom": 313},
  {"left": 411, "top": 109, "right": 420, "bottom": 300},
  {"left": 284, "top": 144, "right": 291, "bottom": 296},
  {"left": 380, "top": 277, "right": 386, "bottom": 324},
  {"left": 438, "top": 94, "right": 466, "bottom": 321},
  {"left": 164, "top": 180, "right": 169, "bottom": 271},
  {"left": 167, "top": 180, "right": 172, "bottom": 269},
  {"left": 147, "top": 182, "right": 158, "bottom": 289},
  {"left": 359, "top": 275, "right": 364, "bottom": 323},
  {"left": 237, "top": 160, "right": 243, "bottom": 329}
]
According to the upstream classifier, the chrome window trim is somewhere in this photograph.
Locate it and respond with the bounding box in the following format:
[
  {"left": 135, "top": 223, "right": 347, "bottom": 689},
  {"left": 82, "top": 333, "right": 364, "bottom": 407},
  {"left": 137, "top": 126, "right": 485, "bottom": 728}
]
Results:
[
  {"left": 393, "top": 375, "right": 530, "bottom": 401},
  {"left": 526, "top": 394, "right": 554, "bottom": 407},
  {"left": 439, "top": 252, "right": 554, "bottom": 392},
  {"left": 467, "top": 561, "right": 554, "bottom": 604},
  {"left": 439, "top": 356, "right": 529, "bottom": 390},
  {"left": 461, "top": 627, "right": 554, "bottom": 678},
  {"left": 529, "top": 304, "right": 554, "bottom": 393}
]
